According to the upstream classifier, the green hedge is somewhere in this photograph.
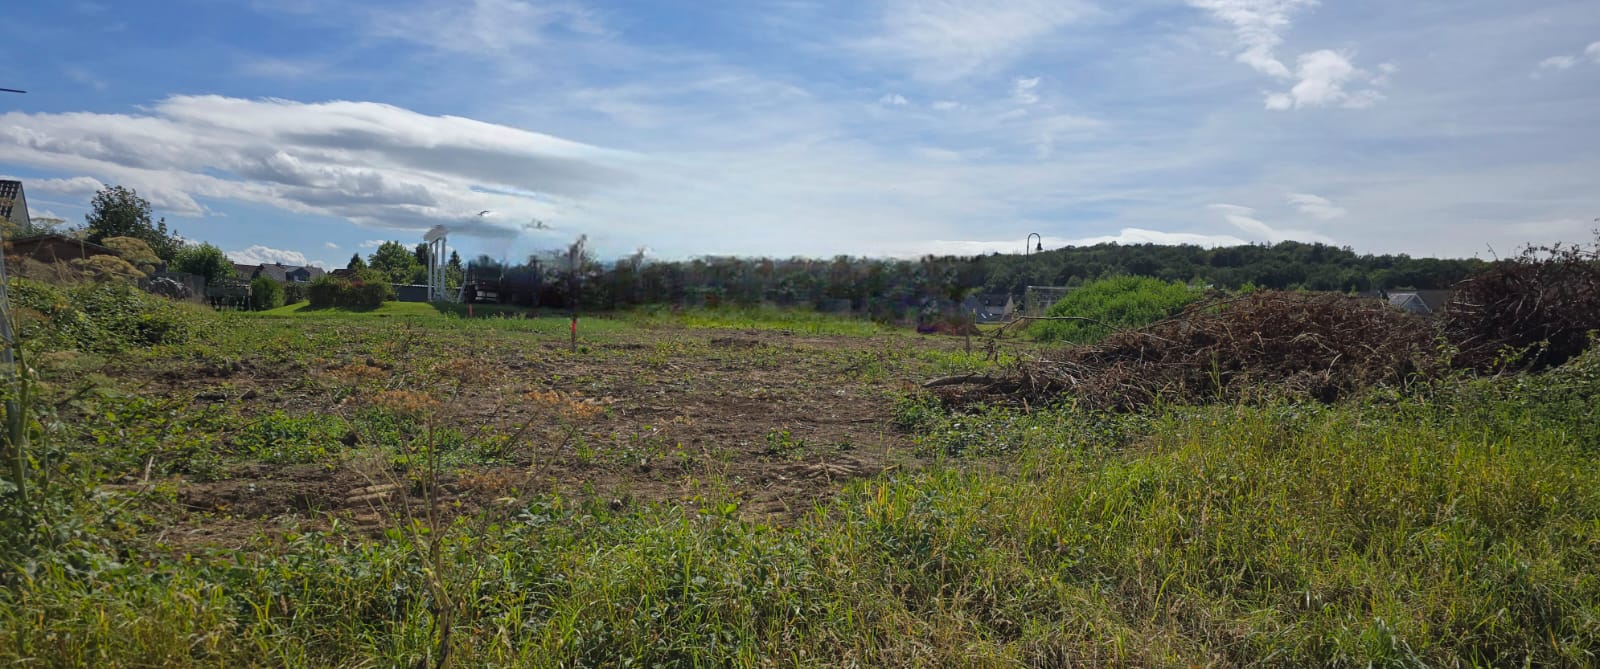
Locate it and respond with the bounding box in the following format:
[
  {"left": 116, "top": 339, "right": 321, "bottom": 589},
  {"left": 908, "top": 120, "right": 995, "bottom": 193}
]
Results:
[{"left": 307, "top": 273, "right": 394, "bottom": 309}]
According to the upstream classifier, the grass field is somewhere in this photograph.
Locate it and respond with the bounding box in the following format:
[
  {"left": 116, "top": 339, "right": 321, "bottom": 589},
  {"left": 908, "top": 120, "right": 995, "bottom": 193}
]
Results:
[{"left": 3, "top": 296, "right": 1598, "bottom": 667}]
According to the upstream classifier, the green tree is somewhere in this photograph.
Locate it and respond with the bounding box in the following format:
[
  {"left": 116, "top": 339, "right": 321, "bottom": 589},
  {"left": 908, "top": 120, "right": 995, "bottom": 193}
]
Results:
[
  {"left": 83, "top": 185, "right": 181, "bottom": 261},
  {"left": 347, "top": 253, "right": 367, "bottom": 271},
  {"left": 367, "top": 241, "right": 419, "bottom": 284},
  {"left": 171, "top": 243, "right": 232, "bottom": 286}
]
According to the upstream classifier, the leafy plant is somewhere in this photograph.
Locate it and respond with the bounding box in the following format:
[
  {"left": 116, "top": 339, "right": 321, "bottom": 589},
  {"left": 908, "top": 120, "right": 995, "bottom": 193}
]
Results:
[{"left": 1029, "top": 275, "right": 1200, "bottom": 344}]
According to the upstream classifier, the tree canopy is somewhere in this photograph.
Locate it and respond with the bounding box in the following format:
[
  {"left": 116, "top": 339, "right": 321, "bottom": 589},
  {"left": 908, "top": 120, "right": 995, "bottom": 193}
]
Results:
[
  {"left": 83, "top": 185, "right": 182, "bottom": 262},
  {"left": 171, "top": 243, "right": 233, "bottom": 286}
]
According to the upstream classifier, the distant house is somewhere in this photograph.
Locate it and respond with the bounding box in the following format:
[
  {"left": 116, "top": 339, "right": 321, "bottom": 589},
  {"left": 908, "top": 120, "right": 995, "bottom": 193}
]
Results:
[
  {"left": 4, "top": 234, "right": 116, "bottom": 264},
  {"left": 0, "top": 180, "right": 30, "bottom": 231},
  {"left": 1388, "top": 289, "right": 1454, "bottom": 317},
  {"left": 235, "top": 262, "right": 326, "bottom": 284},
  {"left": 963, "top": 293, "right": 1017, "bottom": 324}
]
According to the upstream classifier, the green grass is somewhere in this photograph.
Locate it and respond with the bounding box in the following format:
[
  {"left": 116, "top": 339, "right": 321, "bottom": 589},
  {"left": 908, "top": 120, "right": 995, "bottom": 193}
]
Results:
[
  {"left": 630, "top": 305, "right": 899, "bottom": 337},
  {"left": 6, "top": 299, "right": 1600, "bottom": 667}
]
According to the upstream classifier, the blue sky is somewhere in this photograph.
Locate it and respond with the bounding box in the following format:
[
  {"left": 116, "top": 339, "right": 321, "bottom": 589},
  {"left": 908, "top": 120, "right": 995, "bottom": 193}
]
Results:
[{"left": 1, "top": 0, "right": 1597, "bottom": 268}]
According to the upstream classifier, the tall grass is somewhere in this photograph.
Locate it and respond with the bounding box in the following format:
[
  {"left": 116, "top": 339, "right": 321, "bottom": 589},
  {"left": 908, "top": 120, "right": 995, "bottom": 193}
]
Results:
[
  {"left": 5, "top": 363, "right": 1598, "bottom": 666},
  {"left": 631, "top": 305, "right": 896, "bottom": 337}
]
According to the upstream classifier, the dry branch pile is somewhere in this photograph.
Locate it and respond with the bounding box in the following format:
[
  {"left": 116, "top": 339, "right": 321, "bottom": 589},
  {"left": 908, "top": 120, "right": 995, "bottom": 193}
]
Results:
[
  {"left": 1441, "top": 241, "right": 1600, "bottom": 372},
  {"left": 935, "top": 291, "right": 1440, "bottom": 410}
]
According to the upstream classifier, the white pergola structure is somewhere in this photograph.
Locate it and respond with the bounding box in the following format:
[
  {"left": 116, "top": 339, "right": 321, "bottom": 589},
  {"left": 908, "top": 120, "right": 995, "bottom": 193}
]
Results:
[{"left": 423, "top": 224, "right": 451, "bottom": 302}]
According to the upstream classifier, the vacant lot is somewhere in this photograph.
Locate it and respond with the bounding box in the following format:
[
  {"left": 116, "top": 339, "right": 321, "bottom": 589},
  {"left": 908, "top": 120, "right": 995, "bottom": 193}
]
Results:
[{"left": 4, "top": 301, "right": 1599, "bottom": 668}]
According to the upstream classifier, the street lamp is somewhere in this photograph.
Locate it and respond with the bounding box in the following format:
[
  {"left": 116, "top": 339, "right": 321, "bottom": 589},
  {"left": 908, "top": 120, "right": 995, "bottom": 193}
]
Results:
[{"left": 1026, "top": 233, "right": 1043, "bottom": 255}]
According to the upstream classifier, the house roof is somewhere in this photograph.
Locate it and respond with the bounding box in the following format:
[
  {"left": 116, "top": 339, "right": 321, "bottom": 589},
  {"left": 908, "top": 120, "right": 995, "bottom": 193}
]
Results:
[
  {"left": 1388, "top": 289, "right": 1454, "bottom": 315},
  {"left": 4, "top": 234, "right": 115, "bottom": 259},
  {"left": 0, "top": 180, "right": 26, "bottom": 224}
]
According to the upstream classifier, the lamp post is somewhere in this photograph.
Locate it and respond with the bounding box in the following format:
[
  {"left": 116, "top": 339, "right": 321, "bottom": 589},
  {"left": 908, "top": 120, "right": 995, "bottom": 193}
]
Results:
[{"left": 1026, "top": 233, "right": 1043, "bottom": 255}]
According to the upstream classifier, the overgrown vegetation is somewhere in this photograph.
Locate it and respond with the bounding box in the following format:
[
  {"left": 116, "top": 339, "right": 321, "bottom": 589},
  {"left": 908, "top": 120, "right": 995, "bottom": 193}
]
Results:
[
  {"left": 1029, "top": 275, "right": 1200, "bottom": 343},
  {"left": 7, "top": 277, "right": 204, "bottom": 352},
  {"left": 2, "top": 240, "right": 1598, "bottom": 667}
]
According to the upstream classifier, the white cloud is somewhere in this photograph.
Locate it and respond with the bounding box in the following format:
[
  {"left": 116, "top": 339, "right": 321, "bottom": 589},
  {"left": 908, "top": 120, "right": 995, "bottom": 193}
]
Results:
[
  {"left": 878, "top": 93, "right": 909, "bottom": 106},
  {"left": 1536, "top": 41, "right": 1600, "bottom": 74},
  {"left": 23, "top": 175, "right": 105, "bottom": 197},
  {"left": 323, "top": 241, "right": 340, "bottom": 250},
  {"left": 1264, "top": 50, "right": 1388, "bottom": 110},
  {"left": 1187, "top": 0, "right": 1316, "bottom": 79},
  {"left": 359, "top": 239, "right": 386, "bottom": 248},
  {"left": 1208, "top": 203, "right": 1333, "bottom": 243},
  {"left": 902, "top": 228, "right": 1251, "bottom": 257},
  {"left": 1538, "top": 55, "right": 1578, "bottom": 71},
  {"left": 1189, "top": 1, "right": 1389, "bottom": 110},
  {"left": 1012, "top": 77, "right": 1041, "bottom": 105},
  {"left": 0, "top": 95, "right": 634, "bottom": 237},
  {"left": 228, "top": 244, "right": 310, "bottom": 267},
  {"left": 367, "top": 0, "right": 603, "bottom": 57},
  {"left": 1287, "top": 192, "right": 1346, "bottom": 220},
  {"left": 855, "top": 0, "right": 1095, "bottom": 81},
  {"left": 930, "top": 101, "right": 962, "bottom": 111}
]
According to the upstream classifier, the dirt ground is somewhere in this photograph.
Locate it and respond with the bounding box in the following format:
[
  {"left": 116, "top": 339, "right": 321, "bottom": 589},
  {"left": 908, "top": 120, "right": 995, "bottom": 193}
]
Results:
[{"left": 104, "top": 322, "right": 999, "bottom": 551}]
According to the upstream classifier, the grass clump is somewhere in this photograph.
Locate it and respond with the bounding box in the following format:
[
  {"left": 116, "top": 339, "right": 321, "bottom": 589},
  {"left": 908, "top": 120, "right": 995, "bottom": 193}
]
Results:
[{"left": 1030, "top": 275, "right": 1199, "bottom": 344}]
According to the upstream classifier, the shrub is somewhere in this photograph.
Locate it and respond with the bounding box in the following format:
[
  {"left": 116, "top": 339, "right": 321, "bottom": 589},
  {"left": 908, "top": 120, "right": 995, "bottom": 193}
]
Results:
[
  {"left": 1029, "top": 276, "right": 1200, "bottom": 344},
  {"left": 99, "top": 236, "right": 162, "bottom": 274},
  {"left": 307, "top": 272, "right": 394, "bottom": 309},
  {"left": 283, "top": 282, "right": 305, "bottom": 305},
  {"left": 250, "top": 276, "right": 284, "bottom": 311},
  {"left": 67, "top": 255, "right": 145, "bottom": 283},
  {"left": 7, "top": 278, "right": 204, "bottom": 352}
]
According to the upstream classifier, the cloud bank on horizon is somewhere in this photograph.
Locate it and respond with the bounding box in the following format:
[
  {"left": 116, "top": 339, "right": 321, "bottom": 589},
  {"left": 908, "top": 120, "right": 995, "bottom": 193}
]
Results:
[{"left": 0, "top": 0, "right": 1597, "bottom": 266}]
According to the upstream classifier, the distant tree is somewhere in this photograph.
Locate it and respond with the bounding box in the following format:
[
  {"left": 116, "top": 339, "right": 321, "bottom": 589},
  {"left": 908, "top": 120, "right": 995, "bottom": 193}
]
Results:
[
  {"left": 347, "top": 253, "right": 367, "bottom": 271},
  {"left": 171, "top": 243, "right": 232, "bottom": 286},
  {"left": 414, "top": 243, "right": 430, "bottom": 268},
  {"left": 83, "top": 185, "right": 181, "bottom": 261},
  {"left": 367, "top": 241, "right": 420, "bottom": 284}
]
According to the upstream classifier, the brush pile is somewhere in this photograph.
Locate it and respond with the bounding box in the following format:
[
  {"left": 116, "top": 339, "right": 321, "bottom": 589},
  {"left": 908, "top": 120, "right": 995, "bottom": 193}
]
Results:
[
  {"left": 1441, "top": 240, "right": 1600, "bottom": 372},
  {"left": 933, "top": 291, "right": 1440, "bottom": 410}
]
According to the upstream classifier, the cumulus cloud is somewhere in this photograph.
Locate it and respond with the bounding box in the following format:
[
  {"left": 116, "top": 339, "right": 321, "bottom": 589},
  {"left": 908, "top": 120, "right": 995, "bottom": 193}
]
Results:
[
  {"left": 1262, "top": 50, "right": 1389, "bottom": 110},
  {"left": 0, "top": 95, "right": 634, "bottom": 237},
  {"left": 878, "top": 93, "right": 909, "bottom": 106},
  {"left": 228, "top": 244, "right": 311, "bottom": 267},
  {"left": 856, "top": 0, "right": 1095, "bottom": 81},
  {"left": 1287, "top": 192, "right": 1346, "bottom": 220}
]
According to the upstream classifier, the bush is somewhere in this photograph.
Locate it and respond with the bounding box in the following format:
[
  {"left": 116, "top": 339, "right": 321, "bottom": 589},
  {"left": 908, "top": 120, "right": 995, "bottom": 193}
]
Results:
[
  {"left": 1029, "top": 276, "right": 1200, "bottom": 344},
  {"left": 7, "top": 278, "right": 205, "bottom": 352},
  {"left": 307, "top": 272, "right": 394, "bottom": 309},
  {"left": 250, "top": 276, "right": 284, "bottom": 311},
  {"left": 67, "top": 255, "right": 145, "bottom": 282},
  {"left": 283, "top": 282, "right": 305, "bottom": 305},
  {"left": 99, "top": 236, "right": 162, "bottom": 274}
]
